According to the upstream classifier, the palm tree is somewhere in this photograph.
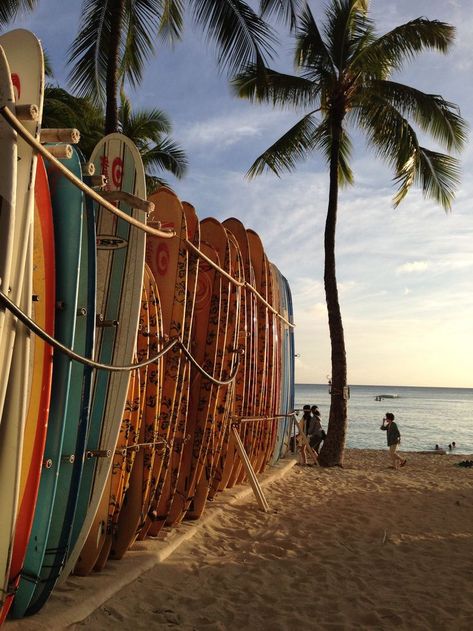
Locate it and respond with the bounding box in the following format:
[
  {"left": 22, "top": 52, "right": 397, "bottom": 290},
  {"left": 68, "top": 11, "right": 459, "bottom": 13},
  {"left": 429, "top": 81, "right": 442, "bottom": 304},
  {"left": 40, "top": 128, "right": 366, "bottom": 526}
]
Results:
[
  {"left": 43, "top": 86, "right": 187, "bottom": 188},
  {"left": 233, "top": 0, "right": 467, "bottom": 466},
  {"left": 0, "top": 0, "right": 36, "bottom": 26},
  {"left": 119, "top": 92, "right": 187, "bottom": 191},
  {"left": 67, "top": 0, "right": 303, "bottom": 134}
]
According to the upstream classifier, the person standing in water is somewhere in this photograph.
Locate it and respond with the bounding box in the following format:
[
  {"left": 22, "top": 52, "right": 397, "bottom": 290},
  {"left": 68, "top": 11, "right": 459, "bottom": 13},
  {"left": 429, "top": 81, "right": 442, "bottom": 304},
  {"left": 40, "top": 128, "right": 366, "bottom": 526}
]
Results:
[{"left": 380, "top": 412, "right": 406, "bottom": 469}]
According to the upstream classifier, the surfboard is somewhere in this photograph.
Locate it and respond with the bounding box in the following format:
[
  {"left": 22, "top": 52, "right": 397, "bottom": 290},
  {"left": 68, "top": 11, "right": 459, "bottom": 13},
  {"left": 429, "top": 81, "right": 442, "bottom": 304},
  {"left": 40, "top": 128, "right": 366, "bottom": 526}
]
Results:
[
  {"left": 261, "top": 260, "right": 279, "bottom": 469},
  {"left": 137, "top": 186, "right": 188, "bottom": 540},
  {"left": 246, "top": 230, "right": 270, "bottom": 475},
  {"left": 186, "top": 218, "right": 236, "bottom": 521},
  {"left": 282, "top": 275, "right": 295, "bottom": 457},
  {"left": 0, "top": 29, "right": 43, "bottom": 617},
  {"left": 218, "top": 219, "right": 252, "bottom": 491},
  {"left": 149, "top": 201, "right": 199, "bottom": 535},
  {"left": 0, "top": 44, "right": 16, "bottom": 422},
  {"left": 89, "top": 276, "right": 148, "bottom": 571},
  {"left": 0, "top": 157, "right": 55, "bottom": 623},
  {"left": 270, "top": 265, "right": 287, "bottom": 465},
  {"left": 208, "top": 230, "right": 244, "bottom": 497},
  {"left": 24, "top": 146, "right": 96, "bottom": 614},
  {"left": 10, "top": 144, "right": 91, "bottom": 618},
  {"left": 0, "top": 29, "right": 43, "bottom": 416},
  {"left": 59, "top": 133, "right": 146, "bottom": 584},
  {"left": 109, "top": 265, "right": 163, "bottom": 559},
  {"left": 0, "top": 44, "right": 17, "bottom": 617},
  {"left": 165, "top": 240, "right": 220, "bottom": 527}
]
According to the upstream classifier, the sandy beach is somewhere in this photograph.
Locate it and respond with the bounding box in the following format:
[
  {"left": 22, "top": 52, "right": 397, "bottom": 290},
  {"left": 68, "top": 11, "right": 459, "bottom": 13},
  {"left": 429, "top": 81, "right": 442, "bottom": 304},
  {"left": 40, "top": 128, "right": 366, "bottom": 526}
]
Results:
[{"left": 8, "top": 449, "right": 473, "bottom": 630}]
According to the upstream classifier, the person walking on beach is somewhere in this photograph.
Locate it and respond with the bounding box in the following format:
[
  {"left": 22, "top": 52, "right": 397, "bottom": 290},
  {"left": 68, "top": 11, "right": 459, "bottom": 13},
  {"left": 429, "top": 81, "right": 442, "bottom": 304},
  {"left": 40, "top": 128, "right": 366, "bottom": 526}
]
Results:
[{"left": 380, "top": 413, "right": 406, "bottom": 469}]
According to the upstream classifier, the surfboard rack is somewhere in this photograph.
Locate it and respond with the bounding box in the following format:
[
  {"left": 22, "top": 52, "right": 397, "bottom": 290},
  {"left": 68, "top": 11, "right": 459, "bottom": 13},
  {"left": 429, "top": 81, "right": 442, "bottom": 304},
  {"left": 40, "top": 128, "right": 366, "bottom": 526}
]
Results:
[
  {"left": 40, "top": 128, "right": 80, "bottom": 144},
  {"left": 231, "top": 426, "right": 269, "bottom": 512},
  {"left": 96, "top": 314, "right": 119, "bottom": 328},
  {"left": 86, "top": 449, "right": 112, "bottom": 459},
  {"left": 46, "top": 144, "right": 73, "bottom": 160},
  {"left": 100, "top": 190, "right": 155, "bottom": 214},
  {"left": 16, "top": 103, "right": 38, "bottom": 120}
]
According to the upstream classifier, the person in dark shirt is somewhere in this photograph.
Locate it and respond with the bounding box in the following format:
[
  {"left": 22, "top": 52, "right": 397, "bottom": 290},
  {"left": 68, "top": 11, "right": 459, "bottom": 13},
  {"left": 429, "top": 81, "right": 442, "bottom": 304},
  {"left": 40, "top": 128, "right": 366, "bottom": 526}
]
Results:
[{"left": 380, "top": 412, "right": 406, "bottom": 469}]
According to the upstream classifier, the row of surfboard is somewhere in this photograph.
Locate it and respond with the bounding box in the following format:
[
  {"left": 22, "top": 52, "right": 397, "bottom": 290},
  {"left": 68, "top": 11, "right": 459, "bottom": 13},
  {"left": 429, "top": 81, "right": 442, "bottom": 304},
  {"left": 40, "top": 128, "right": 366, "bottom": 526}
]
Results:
[{"left": 0, "top": 29, "right": 295, "bottom": 622}]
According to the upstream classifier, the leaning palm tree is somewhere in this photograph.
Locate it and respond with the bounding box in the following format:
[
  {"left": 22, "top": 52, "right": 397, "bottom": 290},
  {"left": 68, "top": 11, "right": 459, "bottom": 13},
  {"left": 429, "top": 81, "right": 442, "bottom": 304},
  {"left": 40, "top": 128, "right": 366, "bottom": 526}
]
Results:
[
  {"left": 67, "top": 0, "right": 303, "bottom": 134},
  {"left": 0, "top": 0, "right": 36, "bottom": 26},
  {"left": 233, "top": 0, "right": 467, "bottom": 466},
  {"left": 43, "top": 85, "right": 188, "bottom": 187}
]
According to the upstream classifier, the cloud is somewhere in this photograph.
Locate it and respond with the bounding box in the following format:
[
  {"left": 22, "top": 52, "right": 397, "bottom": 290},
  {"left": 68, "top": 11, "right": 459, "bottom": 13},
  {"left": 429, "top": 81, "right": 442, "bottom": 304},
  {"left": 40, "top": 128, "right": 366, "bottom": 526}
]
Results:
[{"left": 396, "top": 261, "right": 430, "bottom": 274}]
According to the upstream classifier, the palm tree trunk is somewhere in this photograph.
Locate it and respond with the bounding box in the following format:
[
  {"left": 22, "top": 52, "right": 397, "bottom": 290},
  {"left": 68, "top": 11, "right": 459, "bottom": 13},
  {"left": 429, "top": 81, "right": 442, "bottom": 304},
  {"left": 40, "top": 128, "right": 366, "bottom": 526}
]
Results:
[
  {"left": 104, "top": 0, "right": 125, "bottom": 134},
  {"left": 318, "top": 120, "right": 348, "bottom": 467}
]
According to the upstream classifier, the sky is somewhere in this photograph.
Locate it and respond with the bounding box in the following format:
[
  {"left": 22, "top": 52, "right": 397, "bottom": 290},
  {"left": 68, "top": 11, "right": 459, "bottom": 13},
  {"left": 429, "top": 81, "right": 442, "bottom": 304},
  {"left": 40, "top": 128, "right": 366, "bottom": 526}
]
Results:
[{"left": 7, "top": 0, "right": 473, "bottom": 388}]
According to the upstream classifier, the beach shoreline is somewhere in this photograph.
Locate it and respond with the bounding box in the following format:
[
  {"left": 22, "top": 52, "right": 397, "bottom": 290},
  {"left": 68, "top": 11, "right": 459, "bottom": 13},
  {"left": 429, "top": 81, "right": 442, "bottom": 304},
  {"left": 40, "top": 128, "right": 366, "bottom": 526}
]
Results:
[{"left": 6, "top": 449, "right": 473, "bottom": 630}]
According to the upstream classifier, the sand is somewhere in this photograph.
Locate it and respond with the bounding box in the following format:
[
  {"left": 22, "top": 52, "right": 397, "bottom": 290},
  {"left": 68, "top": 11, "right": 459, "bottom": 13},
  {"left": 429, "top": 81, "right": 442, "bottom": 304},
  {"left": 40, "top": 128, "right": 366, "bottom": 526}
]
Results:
[{"left": 6, "top": 449, "right": 473, "bottom": 630}]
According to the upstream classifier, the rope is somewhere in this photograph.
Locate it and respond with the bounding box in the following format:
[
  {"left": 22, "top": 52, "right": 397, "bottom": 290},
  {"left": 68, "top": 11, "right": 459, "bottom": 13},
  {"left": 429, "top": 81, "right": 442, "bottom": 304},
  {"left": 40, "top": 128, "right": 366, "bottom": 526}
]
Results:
[
  {"left": 0, "top": 289, "right": 177, "bottom": 371},
  {"left": 179, "top": 343, "right": 241, "bottom": 386},
  {"left": 232, "top": 412, "right": 297, "bottom": 425},
  {"left": 185, "top": 238, "right": 294, "bottom": 328},
  {"left": 0, "top": 105, "right": 295, "bottom": 329},
  {"left": 0, "top": 106, "right": 175, "bottom": 240},
  {"left": 0, "top": 289, "right": 240, "bottom": 385}
]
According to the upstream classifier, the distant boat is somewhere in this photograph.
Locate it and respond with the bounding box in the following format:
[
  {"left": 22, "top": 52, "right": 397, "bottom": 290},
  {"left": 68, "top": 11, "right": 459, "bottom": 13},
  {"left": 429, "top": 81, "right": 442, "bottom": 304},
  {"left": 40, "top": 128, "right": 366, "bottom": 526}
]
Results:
[{"left": 375, "top": 394, "right": 399, "bottom": 401}]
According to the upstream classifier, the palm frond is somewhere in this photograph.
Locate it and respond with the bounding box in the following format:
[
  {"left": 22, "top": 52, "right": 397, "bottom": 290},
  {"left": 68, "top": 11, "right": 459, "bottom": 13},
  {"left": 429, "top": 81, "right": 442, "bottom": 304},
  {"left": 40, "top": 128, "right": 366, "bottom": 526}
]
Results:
[
  {"left": 357, "top": 18, "right": 455, "bottom": 75},
  {"left": 158, "top": 0, "right": 184, "bottom": 42},
  {"left": 232, "top": 63, "right": 317, "bottom": 108},
  {"left": 323, "top": 0, "right": 370, "bottom": 72},
  {"left": 121, "top": 0, "right": 162, "bottom": 87},
  {"left": 295, "top": 4, "right": 334, "bottom": 77},
  {"left": 121, "top": 107, "right": 172, "bottom": 145},
  {"left": 190, "top": 0, "right": 277, "bottom": 75},
  {"left": 415, "top": 147, "right": 461, "bottom": 211},
  {"left": 0, "top": 0, "right": 36, "bottom": 25},
  {"left": 142, "top": 136, "right": 188, "bottom": 179},
  {"left": 246, "top": 111, "right": 320, "bottom": 177},
  {"left": 67, "top": 0, "right": 113, "bottom": 103},
  {"left": 260, "top": 0, "right": 302, "bottom": 32},
  {"left": 363, "top": 80, "right": 467, "bottom": 152}
]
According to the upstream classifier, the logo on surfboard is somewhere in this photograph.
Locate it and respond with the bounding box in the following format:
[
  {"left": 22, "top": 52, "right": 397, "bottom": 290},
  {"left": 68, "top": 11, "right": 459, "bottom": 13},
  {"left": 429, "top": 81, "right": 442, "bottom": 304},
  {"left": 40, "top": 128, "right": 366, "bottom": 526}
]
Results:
[
  {"left": 96, "top": 235, "right": 128, "bottom": 250},
  {"left": 99, "top": 155, "right": 124, "bottom": 190}
]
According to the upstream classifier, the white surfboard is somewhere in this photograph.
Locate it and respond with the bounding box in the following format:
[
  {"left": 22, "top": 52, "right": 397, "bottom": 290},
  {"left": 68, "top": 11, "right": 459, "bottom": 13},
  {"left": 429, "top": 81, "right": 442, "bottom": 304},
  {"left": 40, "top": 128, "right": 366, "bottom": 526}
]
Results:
[
  {"left": 0, "top": 30, "right": 44, "bottom": 610},
  {"left": 60, "top": 133, "right": 146, "bottom": 583}
]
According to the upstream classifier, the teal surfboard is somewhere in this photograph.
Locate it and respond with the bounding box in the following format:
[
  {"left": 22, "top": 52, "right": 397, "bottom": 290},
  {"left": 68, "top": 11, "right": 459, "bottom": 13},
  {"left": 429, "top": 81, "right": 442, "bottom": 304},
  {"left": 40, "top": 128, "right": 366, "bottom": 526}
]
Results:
[{"left": 23, "top": 147, "right": 96, "bottom": 615}]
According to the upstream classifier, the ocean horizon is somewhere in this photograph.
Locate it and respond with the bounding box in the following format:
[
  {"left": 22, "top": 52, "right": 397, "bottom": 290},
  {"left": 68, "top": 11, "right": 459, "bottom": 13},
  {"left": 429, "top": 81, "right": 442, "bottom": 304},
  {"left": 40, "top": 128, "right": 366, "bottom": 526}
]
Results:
[{"left": 295, "top": 383, "right": 473, "bottom": 455}]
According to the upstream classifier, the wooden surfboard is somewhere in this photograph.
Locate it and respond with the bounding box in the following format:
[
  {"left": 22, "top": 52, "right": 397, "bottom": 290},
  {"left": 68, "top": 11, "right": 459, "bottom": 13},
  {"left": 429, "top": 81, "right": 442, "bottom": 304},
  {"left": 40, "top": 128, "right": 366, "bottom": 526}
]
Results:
[
  {"left": 149, "top": 201, "right": 199, "bottom": 535},
  {"left": 109, "top": 264, "right": 163, "bottom": 559},
  {"left": 186, "top": 218, "right": 235, "bottom": 521},
  {"left": 219, "top": 218, "right": 252, "bottom": 490},
  {"left": 59, "top": 133, "right": 146, "bottom": 584},
  {"left": 261, "top": 260, "right": 279, "bottom": 470},
  {"left": 208, "top": 230, "right": 244, "bottom": 497},
  {"left": 138, "top": 187, "right": 188, "bottom": 540},
  {"left": 167, "top": 240, "right": 221, "bottom": 527},
  {"left": 0, "top": 29, "right": 44, "bottom": 617}
]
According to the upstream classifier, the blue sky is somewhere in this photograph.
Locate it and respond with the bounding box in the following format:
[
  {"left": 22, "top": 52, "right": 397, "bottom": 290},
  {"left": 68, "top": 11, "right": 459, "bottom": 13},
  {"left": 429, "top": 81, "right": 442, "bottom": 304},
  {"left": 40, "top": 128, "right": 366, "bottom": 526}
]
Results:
[{"left": 8, "top": 0, "right": 473, "bottom": 387}]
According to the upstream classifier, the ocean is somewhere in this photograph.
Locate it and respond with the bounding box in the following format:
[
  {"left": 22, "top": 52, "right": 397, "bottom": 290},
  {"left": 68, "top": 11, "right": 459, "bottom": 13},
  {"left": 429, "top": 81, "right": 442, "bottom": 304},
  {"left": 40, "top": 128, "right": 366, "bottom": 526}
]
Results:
[{"left": 295, "top": 384, "right": 473, "bottom": 455}]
